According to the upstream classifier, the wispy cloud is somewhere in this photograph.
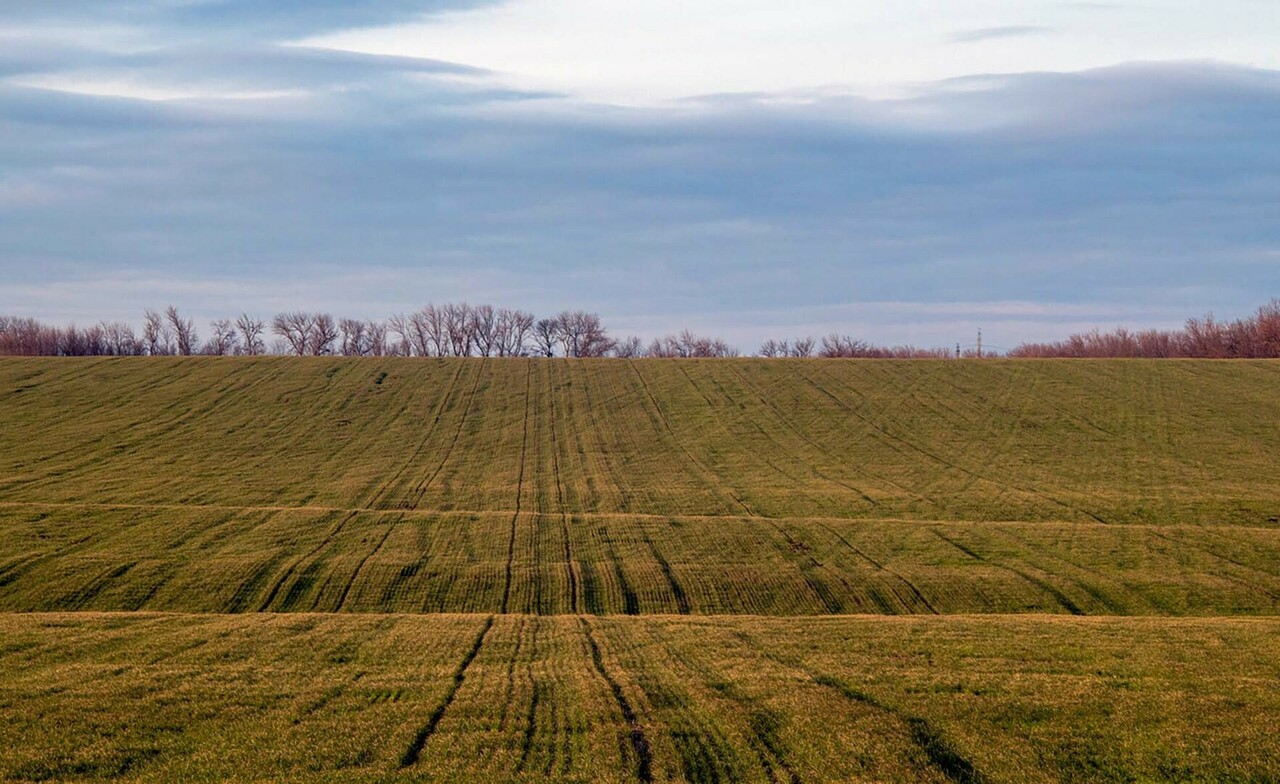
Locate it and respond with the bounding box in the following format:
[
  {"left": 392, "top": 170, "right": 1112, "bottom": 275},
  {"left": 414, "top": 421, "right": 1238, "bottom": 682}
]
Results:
[{"left": 949, "top": 26, "right": 1054, "bottom": 44}]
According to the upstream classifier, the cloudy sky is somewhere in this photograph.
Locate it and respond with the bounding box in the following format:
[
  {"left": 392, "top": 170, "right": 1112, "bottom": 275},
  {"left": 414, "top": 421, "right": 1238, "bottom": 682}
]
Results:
[{"left": 3, "top": 1, "right": 1278, "bottom": 350}]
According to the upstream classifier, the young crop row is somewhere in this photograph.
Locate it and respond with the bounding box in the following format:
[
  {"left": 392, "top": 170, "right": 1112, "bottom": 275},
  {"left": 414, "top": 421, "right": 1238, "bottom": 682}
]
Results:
[
  {"left": 3, "top": 505, "right": 1278, "bottom": 616},
  {"left": 3, "top": 358, "right": 1279, "bottom": 526},
  {"left": 2, "top": 613, "right": 1277, "bottom": 783}
]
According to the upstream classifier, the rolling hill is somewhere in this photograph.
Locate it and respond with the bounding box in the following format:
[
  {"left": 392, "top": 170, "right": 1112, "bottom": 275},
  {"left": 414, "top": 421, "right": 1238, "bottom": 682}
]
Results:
[{"left": 2, "top": 357, "right": 1278, "bottom": 782}]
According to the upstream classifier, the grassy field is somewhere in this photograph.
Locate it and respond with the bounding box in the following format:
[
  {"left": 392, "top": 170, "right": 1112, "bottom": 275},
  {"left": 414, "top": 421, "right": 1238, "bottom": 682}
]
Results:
[
  {"left": 2, "top": 613, "right": 1277, "bottom": 783},
  {"left": 2, "top": 357, "right": 1278, "bottom": 781}
]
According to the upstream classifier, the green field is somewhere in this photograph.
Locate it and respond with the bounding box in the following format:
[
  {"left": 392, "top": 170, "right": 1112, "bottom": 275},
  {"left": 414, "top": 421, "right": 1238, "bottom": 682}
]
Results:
[{"left": 2, "top": 357, "right": 1278, "bottom": 781}]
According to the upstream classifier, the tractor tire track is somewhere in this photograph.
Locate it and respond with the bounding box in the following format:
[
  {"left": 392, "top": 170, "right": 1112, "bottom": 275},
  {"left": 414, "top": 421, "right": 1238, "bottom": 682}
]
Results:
[
  {"left": 333, "top": 516, "right": 399, "bottom": 611},
  {"left": 404, "top": 360, "right": 487, "bottom": 510},
  {"left": 930, "top": 529, "right": 1085, "bottom": 615},
  {"left": 364, "top": 361, "right": 465, "bottom": 510},
  {"left": 580, "top": 618, "right": 653, "bottom": 784},
  {"left": 548, "top": 365, "right": 580, "bottom": 613},
  {"left": 256, "top": 511, "right": 357, "bottom": 612},
  {"left": 801, "top": 364, "right": 1107, "bottom": 524},
  {"left": 735, "top": 630, "right": 987, "bottom": 784},
  {"left": 514, "top": 620, "right": 543, "bottom": 774},
  {"left": 628, "top": 360, "right": 755, "bottom": 517},
  {"left": 723, "top": 364, "right": 882, "bottom": 508},
  {"left": 501, "top": 363, "right": 533, "bottom": 614},
  {"left": 813, "top": 521, "right": 939, "bottom": 614},
  {"left": 642, "top": 525, "right": 691, "bottom": 614},
  {"left": 398, "top": 615, "right": 495, "bottom": 769}
]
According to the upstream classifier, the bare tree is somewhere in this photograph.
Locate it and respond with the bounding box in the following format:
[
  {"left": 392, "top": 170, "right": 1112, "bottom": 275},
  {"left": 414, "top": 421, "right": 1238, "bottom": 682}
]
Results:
[
  {"left": 493, "top": 308, "right": 534, "bottom": 357},
  {"left": 143, "top": 308, "right": 172, "bottom": 355},
  {"left": 404, "top": 306, "right": 446, "bottom": 357},
  {"left": 791, "top": 337, "right": 815, "bottom": 357},
  {"left": 366, "top": 321, "right": 388, "bottom": 357},
  {"left": 205, "top": 319, "right": 239, "bottom": 355},
  {"left": 100, "top": 322, "right": 138, "bottom": 356},
  {"left": 272, "top": 312, "right": 312, "bottom": 356},
  {"left": 236, "top": 314, "right": 265, "bottom": 356},
  {"left": 555, "top": 311, "right": 614, "bottom": 357},
  {"left": 0, "top": 316, "right": 53, "bottom": 356},
  {"left": 533, "top": 318, "right": 558, "bottom": 357},
  {"left": 387, "top": 313, "right": 412, "bottom": 357},
  {"left": 339, "top": 318, "right": 368, "bottom": 356},
  {"left": 309, "top": 313, "right": 338, "bottom": 356},
  {"left": 443, "top": 302, "right": 474, "bottom": 357},
  {"left": 647, "top": 330, "right": 736, "bottom": 358},
  {"left": 758, "top": 339, "right": 789, "bottom": 358},
  {"left": 612, "top": 335, "right": 644, "bottom": 358},
  {"left": 470, "top": 304, "right": 498, "bottom": 357},
  {"left": 165, "top": 306, "right": 198, "bottom": 356}
]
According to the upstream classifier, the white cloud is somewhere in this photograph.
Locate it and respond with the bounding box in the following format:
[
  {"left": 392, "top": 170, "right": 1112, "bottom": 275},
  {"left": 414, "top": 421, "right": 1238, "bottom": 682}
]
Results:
[{"left": 307, "top": 0, "right": 1280, "bottom": 104}]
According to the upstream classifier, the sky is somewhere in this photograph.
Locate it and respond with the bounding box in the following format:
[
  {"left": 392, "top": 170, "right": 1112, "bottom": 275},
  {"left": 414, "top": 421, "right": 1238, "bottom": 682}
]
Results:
[{"left": 2, "top": 0, "right": 1278, "bottom": 350}]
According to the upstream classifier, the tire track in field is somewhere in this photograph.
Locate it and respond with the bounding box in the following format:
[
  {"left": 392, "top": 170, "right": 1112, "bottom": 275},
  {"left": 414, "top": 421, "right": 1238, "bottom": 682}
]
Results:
[
  {"left": 929, "top": 529, "right": 1085, "bottom": 615},
  {"left": 598, "top": 524, "right": 641, "bottom": 615},
  {"left": 59, "top": 561, "right": 137, "bottom": 610},
  {"left": 583, "top": 364, "right": 638, "bottom": 512},
  {"left": 0, "top": 362, "right": 241, "bottom": 496},
  {"left": 501, "top": 362, "right": 533, "bottom": 614},
  {"left": 761, "top": 521, "right": 850, "bottom": 614},
  {"left": 643, "top": 623, "right": 801, "bottom": 784},
  {"left": 547, "top": 365, "right": 580, "bottom": 614},
  {"left": 642, "top": 525, "right": 691, "bottom": 614},
  {"left": 398, "top": 615, "right": 495, "bottom": 769},
  {"left": 627, "top": 360, "right": 755, "bottom": 517},
  {"left": 855, "top": 362, "right": 1110, "bottom": 524},
  {"left": 1146, "top": 529, "right": 1280, "bottom": 602},
  {"left": 733, "top": 629, "right": 987, "bottom": 784},
  {"left": 333, "top": 516, "right": 399, "bottom": 611},
  {"left": 990, "top": 526, "right": 1132, "bottom": 613},
  {"left": 404, "top": 360, "right": 487, "bottom": 510},
  {"left": 722, "top": 364, "right": 881, "bottom": 508},
  {"left": 256, "top": 511, "right": 357, "bottom": 612},
  {"left": 800, "top": 365, "right": 1108, "bottom": 524},
  {"left": 514, "top": 620, "right": 543, "bottom": 774},
  {"left": 628, "top": 633, "right": 754, "bottom": 782},
  {"left": 812, "top": 521, "right": 939, "bottom": 614},
  {"left": 580, "top": 617, "right": 653, "bottom": 784},
  {"left": 516, "top": 681, "right": 548, "bottom": 774},
  {"left": 1, "top": 499, "right": 1270, "bottom": 530},
  {"left": 499, "top": 617, "right": 529, "bottom": 731},
  {"left": 364, "top": 361, "right": 465, "bottom": 510}
]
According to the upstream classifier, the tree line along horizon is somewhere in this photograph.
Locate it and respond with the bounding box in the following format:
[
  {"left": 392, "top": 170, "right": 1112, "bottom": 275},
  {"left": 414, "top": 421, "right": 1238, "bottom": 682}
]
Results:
[{"left": 1, "top": 299, "right": 1278, "bottom": 359}]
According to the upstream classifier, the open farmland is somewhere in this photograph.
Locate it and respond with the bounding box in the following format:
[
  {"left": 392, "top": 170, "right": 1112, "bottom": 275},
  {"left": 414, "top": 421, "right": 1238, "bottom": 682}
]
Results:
[{"left": 2, "top": 357, "right": 1279, "bottom": 782}]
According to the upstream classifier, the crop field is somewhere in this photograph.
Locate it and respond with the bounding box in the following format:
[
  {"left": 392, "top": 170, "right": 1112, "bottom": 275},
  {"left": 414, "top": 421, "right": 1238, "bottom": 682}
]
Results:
[{"left": 2, "top": 357, "right": 1279, "bottom": 781}]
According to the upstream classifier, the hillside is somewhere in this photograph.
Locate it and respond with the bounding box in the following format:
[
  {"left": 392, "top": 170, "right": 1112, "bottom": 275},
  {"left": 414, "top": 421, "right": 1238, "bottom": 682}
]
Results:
[
  {"left": 3, "top": 357, "right": 1280, "bottom": 782},
  {"left": 1, "top": 357, "right": 1278, "bottom": 616}
]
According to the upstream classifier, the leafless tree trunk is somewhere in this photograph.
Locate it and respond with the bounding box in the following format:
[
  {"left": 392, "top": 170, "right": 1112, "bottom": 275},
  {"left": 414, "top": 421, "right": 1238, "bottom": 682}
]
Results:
[
  {"left": 273, "top": 312, "right": 312, "bottom": 356},
  {"left": 443, "top": 302, "right": 474, "bottom": 357},
  {"left": 387, "top": 314, "right": 411, "bottom": 357},
  {"left": 165, "top": 306, "right": 198, "bottom": 356},
  {"left": 612, "top": 335, "right": 644, "bottom": 358},
  {"left": 100, "top": 322, "right": 138, "bottom": 355},
  {"left": 366, "top": 321, "right": 388, "bottom": 356},
  {"left": 236, "top": 314, "right": 265, "bottom": 355},
  {"left": 489, "top": 308, "right": 534, "bottom": 356},
  {"left": 339, "top": 318, "right": 367, "bottom": 356},
  {"left": 758, "top": 339, "right": 787, "bottom": 358},
  {"left": 533, "top": 318, "right": 557, "bottom": 357},
  {"left": 308, "top": 313, "right": 338, "bottom": 355},
  {"left": 555, "top": 311, "right": 614, "bottom": 357},
  {"left": 470, "top": 304, "right": 497, "bottom": 357},
  {"left": 205, "top": 319, "right": 239, "bottom": 355}
]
